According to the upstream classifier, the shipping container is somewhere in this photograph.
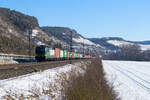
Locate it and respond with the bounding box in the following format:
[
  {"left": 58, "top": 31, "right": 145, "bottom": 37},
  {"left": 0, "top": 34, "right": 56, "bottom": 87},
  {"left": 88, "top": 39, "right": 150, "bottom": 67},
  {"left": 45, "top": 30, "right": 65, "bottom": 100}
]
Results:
[
  {"left": 80, "top": 54, "right": 83, "bottom": 58},
  {"left": 45, "top": 51, "right": 49, "bottom": 58},
  {"left": 74, "top": 52, "right": 77, "bottom": 58},
  {"left": 67, "top": 51, "right": 70, "bottom": 58},
  {"left": 69, "top": 52, "right": 72, "bottom": 58},
  {"left": 72, "top": 52, "right": 74, "bottom": 58},
  {"left": 77, "top": 53, "right": 80, "bottom": 58},
  {"left": 45, "top": 47, "right": 49, "bottom": 58},
  {"left": 49, "top": 48, "right": 55, "bottom": 58},
  {"left": 60, "top": 50, "right": 64, "bottom": 58},
  {"left": 44, "top": 48, "right": 55, "bottom": 59},
  {"left": 55, "top": 48, "right": 60, "bottom": 58},
  {"left": 64, "top": 50, "right": 67, "bottom": 58}
]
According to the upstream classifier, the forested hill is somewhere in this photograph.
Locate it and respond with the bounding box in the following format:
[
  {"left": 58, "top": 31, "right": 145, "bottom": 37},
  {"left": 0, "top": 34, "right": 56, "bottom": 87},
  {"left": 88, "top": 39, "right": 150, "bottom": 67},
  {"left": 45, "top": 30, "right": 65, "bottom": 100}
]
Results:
[
  {"left": 0, "top": 8, "right": 39, "bottom": 31},
  {"left": 41, "top": 26, "right": 105, "bottom": 56},
  {"left": 41, "top": 26, "right": 85, "bottom": 43},
  {"left": 0, "top": 8, "right": 37, "bottom": 55}
]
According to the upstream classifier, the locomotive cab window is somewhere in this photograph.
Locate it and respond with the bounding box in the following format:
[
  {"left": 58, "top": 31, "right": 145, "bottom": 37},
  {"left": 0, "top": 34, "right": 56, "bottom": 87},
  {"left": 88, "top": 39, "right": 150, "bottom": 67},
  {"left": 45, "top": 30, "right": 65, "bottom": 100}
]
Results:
[{"left": 36, "top": 47, "right": 45, "bottom": 54}]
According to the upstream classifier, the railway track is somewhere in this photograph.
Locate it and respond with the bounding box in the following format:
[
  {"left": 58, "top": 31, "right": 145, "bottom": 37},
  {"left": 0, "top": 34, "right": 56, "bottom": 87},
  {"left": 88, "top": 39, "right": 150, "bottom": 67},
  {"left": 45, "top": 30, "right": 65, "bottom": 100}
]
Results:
[{"left": 0, "top": 59, "right": 90, "bottom": 80}]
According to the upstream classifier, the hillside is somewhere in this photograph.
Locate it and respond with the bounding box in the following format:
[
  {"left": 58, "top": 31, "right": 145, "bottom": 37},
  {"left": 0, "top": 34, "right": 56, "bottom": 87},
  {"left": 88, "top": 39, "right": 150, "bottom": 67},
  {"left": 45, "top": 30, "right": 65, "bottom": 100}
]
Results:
[
  {"left": 89, "top": 37, "right": 150, "bottom": 52},
  {"left": 0, "top": 8, "right": 62, "bottom": 55},
  {"left": 1, "top": 7, "right": 150, "bottom": 57},
  {"left": 0, "top": 8, "right": 36, "bottom": 55},
  {"left": 0, "top": 7, "right": 106, "bottom": 56},
  {"left": 41, "top": 27, "right": 95, "bottom": 45},
  {"left": 0, "top": 8, "right": 38, "bottom": 31},
  {"left": 41, "top": 27, "right": 106, "bottom": 56}
]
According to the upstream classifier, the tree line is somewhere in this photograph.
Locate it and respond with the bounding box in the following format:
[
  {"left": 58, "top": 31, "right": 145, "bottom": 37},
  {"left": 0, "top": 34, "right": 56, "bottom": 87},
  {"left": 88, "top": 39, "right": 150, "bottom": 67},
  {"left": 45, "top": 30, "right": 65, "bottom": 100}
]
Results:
[{"left": 103, "top": 44, "right": 150, "bottom": 61}]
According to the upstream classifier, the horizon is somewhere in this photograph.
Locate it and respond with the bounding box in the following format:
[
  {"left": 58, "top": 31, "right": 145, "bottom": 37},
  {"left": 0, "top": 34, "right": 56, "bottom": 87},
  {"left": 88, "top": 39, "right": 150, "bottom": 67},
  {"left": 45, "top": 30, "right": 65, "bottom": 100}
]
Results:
[{"left": 0, "top": 0, "right": 150, "bottom": 41}]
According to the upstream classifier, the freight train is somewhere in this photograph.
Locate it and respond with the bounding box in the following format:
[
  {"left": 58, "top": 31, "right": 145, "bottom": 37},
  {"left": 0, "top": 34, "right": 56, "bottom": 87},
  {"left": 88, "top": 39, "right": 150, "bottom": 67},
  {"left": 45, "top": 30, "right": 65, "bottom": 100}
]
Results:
[{"left": 35, "top": 45, "right": 91, "bottom": 62}]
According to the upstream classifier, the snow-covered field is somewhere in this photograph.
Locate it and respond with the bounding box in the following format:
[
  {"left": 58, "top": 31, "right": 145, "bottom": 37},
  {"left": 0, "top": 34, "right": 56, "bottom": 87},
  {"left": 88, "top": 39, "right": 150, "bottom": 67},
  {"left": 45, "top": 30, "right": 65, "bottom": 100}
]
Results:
[
  {"left": 103, "top": 60, "right": 150, "bottom": 100},
  {"left": 0, "top": 62, "right": 88, "bottom": 100}
]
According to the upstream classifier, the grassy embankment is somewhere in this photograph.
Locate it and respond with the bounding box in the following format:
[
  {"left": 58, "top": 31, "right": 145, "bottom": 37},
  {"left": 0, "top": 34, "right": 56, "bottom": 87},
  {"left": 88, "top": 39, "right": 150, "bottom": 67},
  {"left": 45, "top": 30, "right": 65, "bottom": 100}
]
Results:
[{"left": 63, "top": 58, "right": 119, "bottom": 100}]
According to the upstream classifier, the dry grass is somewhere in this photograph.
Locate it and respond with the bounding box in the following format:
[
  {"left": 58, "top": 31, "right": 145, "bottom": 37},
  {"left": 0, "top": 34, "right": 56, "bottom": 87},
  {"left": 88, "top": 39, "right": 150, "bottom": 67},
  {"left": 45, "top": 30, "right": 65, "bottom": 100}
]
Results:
[{"left": 63, "top": 58, "right": 119, "bottom": 100}]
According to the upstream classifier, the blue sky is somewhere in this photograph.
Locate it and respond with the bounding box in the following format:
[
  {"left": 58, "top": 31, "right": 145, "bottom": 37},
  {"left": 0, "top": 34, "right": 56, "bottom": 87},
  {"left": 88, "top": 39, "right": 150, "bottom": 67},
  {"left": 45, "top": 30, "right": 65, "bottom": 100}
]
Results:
[{"left": 0, "top": 0, "right": 150, "bottom": 41}]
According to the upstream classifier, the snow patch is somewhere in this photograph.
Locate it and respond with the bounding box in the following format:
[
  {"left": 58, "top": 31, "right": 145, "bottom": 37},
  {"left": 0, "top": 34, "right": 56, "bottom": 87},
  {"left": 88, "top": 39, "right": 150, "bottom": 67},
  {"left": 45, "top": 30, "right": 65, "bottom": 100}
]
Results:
[
  {"left": 0, "top": 57, "right": 18, "bottom": 64},
  {"left": 32, "top": 29, "right": 46, "bottom": 37},
  {"left": 32, "top": 29, "right": 39, "bottom": 37},
  {"left": 107, "top": 40, "right": 150, "bottom": 51},
  {"left": 62, "top": 32, "right": 66, "bottom": 35},
  {"left": 139, "top": 44, "right": 150, "bottom": 51},
  {"left": 8, "top": 29, "right": 12, "bottom": 33},
  {"left": 73, "top": 36, "right": 96, "bottom": 45},
  {"left": 37, "top": 41, "right": 45, "bottom": 46},
  {"left": 107, "top": 40, "right": 133, "bottom": 46}
]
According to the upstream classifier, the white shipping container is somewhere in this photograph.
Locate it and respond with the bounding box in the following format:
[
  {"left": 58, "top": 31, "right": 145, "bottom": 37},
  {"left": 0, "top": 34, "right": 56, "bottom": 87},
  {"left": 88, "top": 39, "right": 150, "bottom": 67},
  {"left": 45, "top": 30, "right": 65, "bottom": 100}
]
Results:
[
  {"left": 50, "top": 49, "right": 55, "bottom": 57},
  {"left": 80, "top": 54, "right": 83, "bottom": 58},
  {"left": 60, "top": 50, "right": 64, "bottom": 58}
]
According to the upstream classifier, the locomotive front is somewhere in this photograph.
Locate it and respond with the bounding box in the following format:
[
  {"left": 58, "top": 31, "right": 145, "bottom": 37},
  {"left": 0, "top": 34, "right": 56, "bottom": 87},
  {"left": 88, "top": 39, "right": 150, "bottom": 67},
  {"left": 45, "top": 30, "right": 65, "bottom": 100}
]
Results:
[{"left": 35, "top": 45, "right": 46, "bottom": 62}]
